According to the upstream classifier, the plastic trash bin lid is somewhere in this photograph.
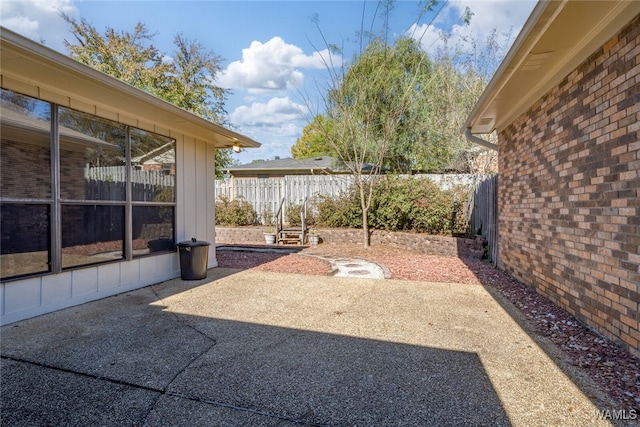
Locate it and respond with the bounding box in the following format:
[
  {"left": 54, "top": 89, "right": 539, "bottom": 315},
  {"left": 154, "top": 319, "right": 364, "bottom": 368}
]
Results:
[{"left": 177, "top": 238, "right": 210, "bottom": 247}]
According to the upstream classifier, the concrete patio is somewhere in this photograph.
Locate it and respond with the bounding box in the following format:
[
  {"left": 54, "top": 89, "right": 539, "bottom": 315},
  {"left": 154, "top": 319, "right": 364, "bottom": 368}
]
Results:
[{"left": 0, "top": 268, "right": 615, "bottom": 426}]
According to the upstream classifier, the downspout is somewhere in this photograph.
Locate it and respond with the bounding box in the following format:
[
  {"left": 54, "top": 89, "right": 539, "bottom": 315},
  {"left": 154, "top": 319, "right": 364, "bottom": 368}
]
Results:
[{"left": 464, "top": 128, "right": 498, "bottom": 151}]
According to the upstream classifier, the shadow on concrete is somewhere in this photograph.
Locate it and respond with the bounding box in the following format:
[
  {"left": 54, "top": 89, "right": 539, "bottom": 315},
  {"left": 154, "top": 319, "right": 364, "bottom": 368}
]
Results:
[{"left": 0, "top": 277, "right": 510, "bottom": 426}]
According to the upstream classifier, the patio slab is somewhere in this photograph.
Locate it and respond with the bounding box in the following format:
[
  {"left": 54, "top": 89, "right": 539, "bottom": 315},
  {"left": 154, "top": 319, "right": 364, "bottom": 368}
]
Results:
[{"left": 1, "top": 268, "right": 615, "bottom": 426}]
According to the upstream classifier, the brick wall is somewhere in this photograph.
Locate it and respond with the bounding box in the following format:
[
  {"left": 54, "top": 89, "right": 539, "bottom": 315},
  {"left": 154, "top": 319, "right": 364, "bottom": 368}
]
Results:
[
  {"left": 499, "top": 15, "right": 639, "bottom": 356},
  {"left": 215, "top": 226, "right": 485, "bottom": 259}
]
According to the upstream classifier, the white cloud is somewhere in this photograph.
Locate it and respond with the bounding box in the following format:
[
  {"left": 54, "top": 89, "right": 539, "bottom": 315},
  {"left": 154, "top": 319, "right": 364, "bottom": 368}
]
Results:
[
  {"left": 407, "top": 1, "right": 535, "bottom": 61},
  {"left": 229, "top": 96, "right": 308, "bottom": 137},
  {"left": 227, "top": 96, "right": 310, "bottom": 161},
  {"left": 218, "top": 36, "right": 341, "bottom": 93},
  {"left": 0, "top": 0, "right": 78, "bottom": 52}
]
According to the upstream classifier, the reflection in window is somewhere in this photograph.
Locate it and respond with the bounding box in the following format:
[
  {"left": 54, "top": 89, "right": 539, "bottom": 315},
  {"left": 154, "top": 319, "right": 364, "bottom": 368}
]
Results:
[
  {"left": 1, "top": 88, "right": 178, "bottom": 280},
  {"left": 58, "top": 107, "right": 126, "bottom": 201},
  {"left": 131, "top": 129, "right": 175, "bottom": 202},
  {"left": 132, "top": 206, "right": 175, "bottom": 256},
  {"left": 0, "top": 90, "right": 52, "bottom": 199},
  {"left": 1, "top": 204, "right": 51, "bottom": 279},
  {"left": 61, "top": 205, "right": 124, "bottom": 269}
]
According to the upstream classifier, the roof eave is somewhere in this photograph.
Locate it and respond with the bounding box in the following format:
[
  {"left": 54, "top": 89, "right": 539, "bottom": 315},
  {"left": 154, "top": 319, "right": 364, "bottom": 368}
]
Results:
[
  {"left": 465, "top": 1, "right": 640, "bottom": 135},
  {"left": 0, "top": 27, "right": 260, "bottom": 149}
]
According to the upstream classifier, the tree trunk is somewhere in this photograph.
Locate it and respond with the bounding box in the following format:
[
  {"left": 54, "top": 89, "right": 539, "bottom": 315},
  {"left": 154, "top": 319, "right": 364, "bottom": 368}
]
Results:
[
  {"left": 361, "top": 199, "right": 370, "bottom": 248},
  {"left": 362, "top": 209, "right": 370, "bottom": 248},
  {"left": 358, "top": 182, "right": 370, "bottom": 248}
]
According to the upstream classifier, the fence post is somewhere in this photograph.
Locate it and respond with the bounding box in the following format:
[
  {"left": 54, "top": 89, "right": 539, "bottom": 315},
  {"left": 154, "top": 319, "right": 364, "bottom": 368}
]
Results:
[{"left": 466, "top": 175, "right": 498, "bottom": 266}]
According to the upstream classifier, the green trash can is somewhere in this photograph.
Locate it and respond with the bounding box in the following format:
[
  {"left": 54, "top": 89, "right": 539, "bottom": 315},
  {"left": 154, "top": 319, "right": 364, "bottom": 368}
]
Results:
[{"left": 177, "top": 238, "right": 210, "bottom": 280}]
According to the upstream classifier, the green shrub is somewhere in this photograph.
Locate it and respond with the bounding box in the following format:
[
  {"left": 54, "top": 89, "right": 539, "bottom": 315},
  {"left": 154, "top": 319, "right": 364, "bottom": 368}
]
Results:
[
  {"left": 261, "top": 209, "right": 274, "bottom": 226},
  {"left": 313, "top": 191, "right": 361, "bottom": 228},
  {"left": 449, "top": 186, "right": 470, "bottom": 235},
  {"left": 215, "top": 195, "right": 257, "bottom": 226},
  {"left": 286, "top": 202, "right": 317, "bottom": 227},
  {"left": 312, "top": 177, "right": 469, "bottom": 235}
]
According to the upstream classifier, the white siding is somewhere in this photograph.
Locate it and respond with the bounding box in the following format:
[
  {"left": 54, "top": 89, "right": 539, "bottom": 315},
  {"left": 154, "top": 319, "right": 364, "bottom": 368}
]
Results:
[
  {"left": 41, "top": 273, "right": 72, "bottom": 306},
  {"left": 177, "top": 137, "right": 217, "bottom": 268}
]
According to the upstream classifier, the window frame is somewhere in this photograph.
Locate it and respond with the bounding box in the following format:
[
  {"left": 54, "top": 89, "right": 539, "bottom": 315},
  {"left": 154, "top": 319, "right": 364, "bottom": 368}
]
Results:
[{"left": 0, "top": 89, "right": 177, "bottom": 282}]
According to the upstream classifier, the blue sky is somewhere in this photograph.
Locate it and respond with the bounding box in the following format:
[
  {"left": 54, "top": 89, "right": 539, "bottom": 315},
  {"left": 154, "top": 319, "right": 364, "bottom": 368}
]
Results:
[{"left": 1, "top": 0, "right": 536, "bottom": 163}]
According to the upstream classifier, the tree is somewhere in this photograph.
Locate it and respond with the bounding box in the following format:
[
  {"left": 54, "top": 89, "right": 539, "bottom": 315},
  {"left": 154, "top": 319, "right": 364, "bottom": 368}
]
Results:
[
  {"left": 291, "top": 115, "right": 335, "bottom": 159},
  {"left": 318, "top": 36, "right": 431, "bottom": 247},
  {"left": 62, "top": 15, "right": 236, "bottom": 176},
  {"left": 413, "top": 28, "right": 509, "bottom": 173},
  {"left": 63, "top": 17, "right": 170, "bottom": 98},
  {"left": 308, "top": 0, "right": 491, "bottom": 246},
  {"left": 164, "top": 33, "right": 228, "bottom": 125}
]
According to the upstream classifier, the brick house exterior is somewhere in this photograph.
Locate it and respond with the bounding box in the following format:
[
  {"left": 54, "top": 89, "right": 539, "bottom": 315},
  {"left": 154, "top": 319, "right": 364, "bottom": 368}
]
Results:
[
  {"left": 500, "top": 15, "right": 639, "bottom": 355},
  {"left": 465, "top": 3, "right": 639, "bottom": 357}
]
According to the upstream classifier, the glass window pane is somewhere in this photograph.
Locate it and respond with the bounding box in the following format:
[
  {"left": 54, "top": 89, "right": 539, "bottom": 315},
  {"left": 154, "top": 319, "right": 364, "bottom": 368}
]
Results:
[
  {"left": 58, "top": 107, "right": 126, "bottom": 201},
  {"left": 1, "top": 204, "right": 51, "bottom": 279},
  {"left": 132, "top": 206, "right": 175, "bottom": 256},
  {"left": 131, "top": 129, "right": 175, "bottom": 202},
  {"left": 0, "top": 89, "right": 52, "bottom": 199},
  {"left": 61, "top": 205, "right": 124, "bottom": 269}
]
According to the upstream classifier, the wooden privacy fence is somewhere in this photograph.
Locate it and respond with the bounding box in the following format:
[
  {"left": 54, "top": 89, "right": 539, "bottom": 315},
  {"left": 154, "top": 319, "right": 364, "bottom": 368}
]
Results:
[
  {"left": 465, "top": 174, "right": 498, "bottom": 265},
  {"left": 215, "top": 173, "right": 483, "bottom": 222},
  {"left": 216, "top": 175, "right": 355, "bottom": 222}
]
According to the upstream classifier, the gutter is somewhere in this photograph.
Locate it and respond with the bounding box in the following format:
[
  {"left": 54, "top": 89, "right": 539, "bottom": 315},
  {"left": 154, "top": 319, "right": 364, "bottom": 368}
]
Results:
[{"left": 464, "top": 128, "right": 498, "bottom": 152}]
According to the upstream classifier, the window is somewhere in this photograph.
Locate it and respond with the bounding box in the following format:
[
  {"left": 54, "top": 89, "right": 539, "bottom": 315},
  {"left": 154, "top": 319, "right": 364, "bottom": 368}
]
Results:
[
  {"left": 58, "top": 108, "right": 127, "bottom": 269},
  {"left": 0, "top": 89, "right": 177, "bottom": 280},
  {"left": 58, "top": 107, "right": 126, "bottom": 201},
  {"left": 0, "top": 204, "right": 50, "bottom": 278},
  {"left": 130, "top": 129, "right": 176, "bottom": 257},
  {"left": 61, "top": 205, "right": 125, "bottom": 268},
  {"left": 0, "top": 91, "right": 52, "bottom": 279},
  {"left": 133, "top": 206, "right": 175, "bottom": 254},
  {"left": 131, "top": 129, "right": 175, "bottom": 203}
]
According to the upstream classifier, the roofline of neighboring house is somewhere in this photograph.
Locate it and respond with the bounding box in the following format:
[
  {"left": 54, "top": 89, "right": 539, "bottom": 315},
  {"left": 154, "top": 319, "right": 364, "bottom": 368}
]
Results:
[
  {"left": 0, "top": 27, "right": 260, "bottom": 150},
  {"left": 223, "top": 165, "right": 332, "bottom": 172},
  {"left": 224, "top": 168, "right": 342, "bottom": 178},
  {"left": 224, "top": 167, "right": 332, "bottom": 173},
  {"left": 223, "top": 156, "right": 343, "bottom": 174},
  {"left": 464, "top": 0, "right": 640, "bottom": 136}
]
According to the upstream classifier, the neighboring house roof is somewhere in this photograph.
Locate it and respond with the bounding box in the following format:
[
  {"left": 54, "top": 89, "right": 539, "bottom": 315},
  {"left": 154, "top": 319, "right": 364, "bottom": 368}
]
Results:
[
  {"left": 1, "top": 107, "right": 118, "bottom": 150},
  {"left": 0, "top": 27, "right": 260, "bottom": 151},
  {"left": 131, "top": 142, "right": 175, "bottom": 165},
  {"left": 465, "top": 1, "right": 640, "bottom": 135},
  {"left": 224, "top": 156, "right": 348, "bottom": 176}
]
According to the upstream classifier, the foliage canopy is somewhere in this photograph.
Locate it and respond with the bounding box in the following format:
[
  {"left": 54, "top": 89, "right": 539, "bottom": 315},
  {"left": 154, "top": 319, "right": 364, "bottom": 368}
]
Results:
[{"left": 62, "top": 15, "right": 238, "bottom": 175}]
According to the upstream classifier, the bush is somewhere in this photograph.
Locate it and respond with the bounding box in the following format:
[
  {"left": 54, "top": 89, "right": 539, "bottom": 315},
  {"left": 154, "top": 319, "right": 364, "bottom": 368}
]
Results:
[
  {"left": 313, "top": 191, "right": 362, "bottom": 228},
  {"left": 312, "top": 177, "right": 469, "bottom": 235},
  {"left": 215, "top": 196, "right": 257, "bottom": 226},
  {"left": 286, "top": 202, "right": 317, "bottom": 227},
  {"left": 261, "top": 209, "right": 274, "bottom": 226}
]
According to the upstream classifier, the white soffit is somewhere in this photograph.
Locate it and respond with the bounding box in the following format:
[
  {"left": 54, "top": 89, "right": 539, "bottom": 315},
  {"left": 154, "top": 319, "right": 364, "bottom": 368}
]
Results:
[{"left": 466, "top": 0, "right": 640, "bottom": 135}]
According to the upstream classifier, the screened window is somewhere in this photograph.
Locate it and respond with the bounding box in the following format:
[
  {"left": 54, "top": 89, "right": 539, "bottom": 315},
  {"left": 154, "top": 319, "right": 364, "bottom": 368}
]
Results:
[
  {"left": 131, "top": 128, "right": 176, "bottom": 203},
  {"left": 61, "top": 205, "right": 125, "bottom": 269},
  {"left": 133, "top": 206, "right": 175, "bottom": 254},
  {"left": 58, "top": 107, "right": 126, "bottom": 201},
  {"left": 0, "top": 91, "right": 53, "bottom": 279},
  {"left": 0, "top": 88, "right": 177, "bottom": 281},
  {"left": 0, "top": 204, "right": 50, "bottom": 278}
]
